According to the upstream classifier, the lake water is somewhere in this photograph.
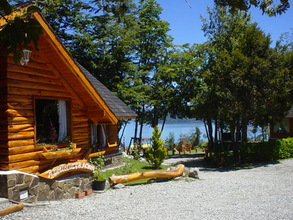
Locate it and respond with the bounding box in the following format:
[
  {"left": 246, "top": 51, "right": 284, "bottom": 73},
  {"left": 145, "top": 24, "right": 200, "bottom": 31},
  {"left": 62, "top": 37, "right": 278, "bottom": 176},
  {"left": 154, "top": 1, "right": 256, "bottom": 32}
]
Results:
[
  {"left": 119, "top": 119, "right": 207, "bottom": 147},
  {"left": 119, "top": 119, "right": 264, "bottom": 147}
]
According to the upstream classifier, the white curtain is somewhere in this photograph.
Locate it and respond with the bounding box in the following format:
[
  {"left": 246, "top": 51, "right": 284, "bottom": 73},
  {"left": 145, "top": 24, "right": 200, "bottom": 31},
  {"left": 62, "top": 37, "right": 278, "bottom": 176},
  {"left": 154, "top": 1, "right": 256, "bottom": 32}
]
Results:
[
  {"left": 58, "top": 100, "right": 67, "bottom": 141},
  {"left": 98, "top": 125, "right": 107, "bottom": 147}
]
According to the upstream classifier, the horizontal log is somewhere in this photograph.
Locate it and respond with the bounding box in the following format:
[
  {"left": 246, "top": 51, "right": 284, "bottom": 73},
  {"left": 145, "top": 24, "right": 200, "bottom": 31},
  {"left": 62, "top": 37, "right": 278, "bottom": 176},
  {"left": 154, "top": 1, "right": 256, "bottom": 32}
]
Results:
[
  {"left": 8, "top": 71, "right": 61, "bottom": 84},
  {"left": 6, "top": 151, "right": 39, "bottom": 163},
  {"left": 72, "top": 110, "right": 87, "bottom": 116},
  {"left": 0, "top": 131, "right": 34, "bottom": 141},
  {"left": 6, "top": 145, "right": 36, "bottom": 155},
  {"left": 0, "top": 203, "right": 24, "bottom": 217},
  {"left": 1, "top": 159, "right": 44, "bottom": 170},
  {"left": 7, "top": 102, "right": 33, "bottom": 110},
  {"left": 7, "top": 124, "right": 34, "bottom": 133},
  {"left": 7, "top": 94, "right": 33, "bottom": 102},
  {"left": 7, "top": 116, "right": 34, "bottom": 125},
  {"left": 5, "top": 147, "right": 86, "bottom": 163},
  {"left": 8, "top": 78, "right": 66, "bottom": 93},
  {"left": 72, "top": 127, "right": 90, "bottom": 134},
  {"left": 71, "top": 116, "right": 88, "bottom": 122},
  {"left": 72, "top": 122, "right": 89, "bottom": 128},
  {"left": 7, "top": 62, "right": 57, "bottom": 78},
  {"left": 18, "top": 165, "right": 40, "bottom": 174},
  {"left": 6, "top": 139, "right": 34, "bottom": 148},
  {"left": 6, "top": 109, "right": 34, "bottom": 117},
  {"left": 8, "top": 87, "right": 72, "bottom": 99},
  {"left": 109, "top": 164, "right": 185, "bottom": 184}
]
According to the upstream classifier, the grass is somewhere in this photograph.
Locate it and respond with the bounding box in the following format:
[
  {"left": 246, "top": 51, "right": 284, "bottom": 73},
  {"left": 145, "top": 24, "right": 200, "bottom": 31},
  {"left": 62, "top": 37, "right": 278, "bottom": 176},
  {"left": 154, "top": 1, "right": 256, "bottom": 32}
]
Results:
[{"left": 102, "top": 157, "right": 170, "bottom": 185}]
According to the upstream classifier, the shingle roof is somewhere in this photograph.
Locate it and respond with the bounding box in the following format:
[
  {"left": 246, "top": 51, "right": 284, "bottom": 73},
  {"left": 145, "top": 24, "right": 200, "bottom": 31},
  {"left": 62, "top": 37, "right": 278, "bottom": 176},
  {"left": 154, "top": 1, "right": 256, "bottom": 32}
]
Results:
[{"left": 78, "top": 64, "right": 137, "bottom": 119}]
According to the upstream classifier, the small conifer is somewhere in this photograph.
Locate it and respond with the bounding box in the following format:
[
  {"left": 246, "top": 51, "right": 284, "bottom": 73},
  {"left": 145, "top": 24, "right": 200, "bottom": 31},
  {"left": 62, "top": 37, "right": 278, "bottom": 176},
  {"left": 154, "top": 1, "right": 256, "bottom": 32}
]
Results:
[{"left": 144, "top": 126, "right": 167, "bottom": 168}]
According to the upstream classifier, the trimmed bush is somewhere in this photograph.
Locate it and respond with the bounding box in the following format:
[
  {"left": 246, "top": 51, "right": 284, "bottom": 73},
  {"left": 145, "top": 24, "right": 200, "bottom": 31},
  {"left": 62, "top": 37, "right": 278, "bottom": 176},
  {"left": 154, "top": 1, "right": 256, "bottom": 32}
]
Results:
[{"left": 240, "top": 137, "right": 293, "bottom": 163}]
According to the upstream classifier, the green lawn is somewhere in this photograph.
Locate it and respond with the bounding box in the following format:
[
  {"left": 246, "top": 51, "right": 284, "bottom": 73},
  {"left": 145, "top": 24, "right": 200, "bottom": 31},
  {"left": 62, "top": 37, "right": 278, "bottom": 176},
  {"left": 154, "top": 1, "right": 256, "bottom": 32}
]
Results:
[{"left": 102, "top": 157, "right": 170, "bottom": 185}]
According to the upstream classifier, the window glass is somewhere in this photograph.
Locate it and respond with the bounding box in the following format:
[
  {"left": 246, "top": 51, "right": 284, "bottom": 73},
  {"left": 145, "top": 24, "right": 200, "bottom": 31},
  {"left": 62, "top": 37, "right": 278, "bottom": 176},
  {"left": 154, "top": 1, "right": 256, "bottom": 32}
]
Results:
[
  {"left": 273, "top": 118, "right": 289, "bottom": 133},
  {"left": 91, "top": 124, "right": 107, "bottom": 151},
  {"left": 36, "top": 99, "right": 69, "bottom": 144}
]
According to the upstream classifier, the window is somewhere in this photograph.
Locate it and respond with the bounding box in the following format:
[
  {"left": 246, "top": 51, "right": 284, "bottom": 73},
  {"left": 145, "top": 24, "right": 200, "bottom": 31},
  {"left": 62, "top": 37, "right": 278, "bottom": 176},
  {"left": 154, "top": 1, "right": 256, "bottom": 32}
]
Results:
[
  {"left": 273, "top": 118, "right": 289, "bottom": 133},
  {"left": 36, "top": 99, "right": 69, "bottom": 144},
  {"left": 91, "top": 124, "right": 107, "bottom": 151}
]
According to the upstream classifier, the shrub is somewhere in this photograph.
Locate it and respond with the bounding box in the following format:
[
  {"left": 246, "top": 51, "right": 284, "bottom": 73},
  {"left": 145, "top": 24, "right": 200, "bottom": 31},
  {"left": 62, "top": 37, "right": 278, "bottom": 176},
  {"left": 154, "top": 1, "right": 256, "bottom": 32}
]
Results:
[
  {"left": 240, "top": 137, "right": 293, "bottom": 163},
  {"left": 276, "top": 138, "right": 293, "bottom": 159},
  {"left": 144, "top": 126, "right": 167, "bottom": 169}
]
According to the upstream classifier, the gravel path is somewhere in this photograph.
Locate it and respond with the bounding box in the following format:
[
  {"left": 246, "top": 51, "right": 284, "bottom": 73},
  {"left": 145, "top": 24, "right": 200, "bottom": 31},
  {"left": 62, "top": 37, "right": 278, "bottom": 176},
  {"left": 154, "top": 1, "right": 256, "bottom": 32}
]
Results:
[{"left": 2, "top": 155, "right": 293, "bottom": 220}]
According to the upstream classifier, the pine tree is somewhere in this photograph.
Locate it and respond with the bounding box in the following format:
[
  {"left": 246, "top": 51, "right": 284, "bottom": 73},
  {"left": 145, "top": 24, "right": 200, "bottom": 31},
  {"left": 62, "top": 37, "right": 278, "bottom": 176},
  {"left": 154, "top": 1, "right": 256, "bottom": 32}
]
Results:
[{"left": 144, "top": 126, "right": 167, "bottom": 169}]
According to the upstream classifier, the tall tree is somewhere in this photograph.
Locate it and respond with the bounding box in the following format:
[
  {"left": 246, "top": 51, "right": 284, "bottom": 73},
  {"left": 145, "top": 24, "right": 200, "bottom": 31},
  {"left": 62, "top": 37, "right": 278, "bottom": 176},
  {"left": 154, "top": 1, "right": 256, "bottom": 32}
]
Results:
[
  {"left": 214, "top": 0, "right": 290, "bottom": 16},
  {"left": 196, "top": 6, "right": 293, "bottom": 157},
  {"left": 133, "top": 0, "right": 172, "bottom": 142}
]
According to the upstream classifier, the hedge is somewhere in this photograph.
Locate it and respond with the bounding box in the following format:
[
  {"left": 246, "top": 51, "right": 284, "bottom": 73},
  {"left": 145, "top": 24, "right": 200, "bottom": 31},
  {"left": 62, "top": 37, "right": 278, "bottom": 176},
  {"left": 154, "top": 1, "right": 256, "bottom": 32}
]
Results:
[{"left": 240, "top": 138, "right": 293, "bottom": 163}]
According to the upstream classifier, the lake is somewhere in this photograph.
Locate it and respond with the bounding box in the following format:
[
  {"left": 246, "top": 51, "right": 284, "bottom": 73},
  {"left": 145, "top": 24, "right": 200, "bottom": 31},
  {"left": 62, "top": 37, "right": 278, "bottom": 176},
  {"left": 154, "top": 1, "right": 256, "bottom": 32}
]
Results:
[
  {"left": 119, "top": 119, "right": 207, "bottom": 147},
  {"left": 119, "top": 119, "right": 264, "bottom": 147}
]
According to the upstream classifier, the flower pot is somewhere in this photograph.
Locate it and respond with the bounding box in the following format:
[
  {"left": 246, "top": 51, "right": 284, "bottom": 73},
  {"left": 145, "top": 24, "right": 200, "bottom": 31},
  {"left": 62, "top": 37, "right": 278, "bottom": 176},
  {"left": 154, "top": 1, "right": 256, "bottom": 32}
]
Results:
[{"left": 92, "top": 180, "right": 106, "bottom": 191}]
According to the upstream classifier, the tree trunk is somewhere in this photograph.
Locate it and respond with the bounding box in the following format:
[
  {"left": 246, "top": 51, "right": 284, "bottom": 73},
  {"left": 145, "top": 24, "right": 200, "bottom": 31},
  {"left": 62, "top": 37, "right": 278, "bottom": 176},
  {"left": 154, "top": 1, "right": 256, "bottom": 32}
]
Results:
[{"left": 109, "top": 164, "right": 185, "bottom": 184}]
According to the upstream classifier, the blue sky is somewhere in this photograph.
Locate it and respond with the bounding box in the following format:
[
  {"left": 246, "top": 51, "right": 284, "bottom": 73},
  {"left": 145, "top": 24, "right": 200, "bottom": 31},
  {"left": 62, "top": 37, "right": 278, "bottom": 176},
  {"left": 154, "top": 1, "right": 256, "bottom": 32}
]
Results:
[{"left": 157, "top": 0, "right": 293, "bottom": 46}]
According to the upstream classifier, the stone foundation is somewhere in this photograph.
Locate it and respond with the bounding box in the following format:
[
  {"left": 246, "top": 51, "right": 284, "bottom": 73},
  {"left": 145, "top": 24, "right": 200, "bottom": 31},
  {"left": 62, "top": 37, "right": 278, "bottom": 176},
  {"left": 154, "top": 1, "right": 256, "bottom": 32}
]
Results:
[
  {"left": 0, "top": 153, "right": 123, "bottom": 202},
  {"left": 104, "top": 153, "right": 123, "bottom": 168},
  {"left": 0, "top": 171, "right": 93, "bottom": 203}
]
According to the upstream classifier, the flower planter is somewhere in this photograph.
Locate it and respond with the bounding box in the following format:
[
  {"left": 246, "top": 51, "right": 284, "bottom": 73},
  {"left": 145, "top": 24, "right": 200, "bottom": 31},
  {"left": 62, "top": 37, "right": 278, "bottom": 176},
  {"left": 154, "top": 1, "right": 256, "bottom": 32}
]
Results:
[
  {"left": 37, "top": 143, "right": 80, "bottom": 159},
  {"left": 92, "top": 180, "right": 106, "bottom": 191},
  {"left": 39, "top": 148, "right": 81, "bottom": 159}
]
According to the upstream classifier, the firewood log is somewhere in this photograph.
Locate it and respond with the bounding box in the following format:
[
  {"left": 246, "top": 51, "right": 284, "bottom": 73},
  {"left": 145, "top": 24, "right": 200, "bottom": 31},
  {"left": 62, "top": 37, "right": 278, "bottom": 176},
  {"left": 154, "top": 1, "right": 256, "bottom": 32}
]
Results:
[{"left": 109, "top": 164, "right": 185, "bottom": 184}]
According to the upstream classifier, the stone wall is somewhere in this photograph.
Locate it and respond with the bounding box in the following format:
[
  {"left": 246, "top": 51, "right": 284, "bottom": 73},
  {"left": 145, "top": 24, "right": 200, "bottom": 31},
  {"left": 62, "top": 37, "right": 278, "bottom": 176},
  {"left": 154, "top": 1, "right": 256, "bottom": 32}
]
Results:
[
  {"left": 104, "top": 153, "right": 123, "bottom": 168},
  {"left": 0, "top": 154, "right": 123, "bottom": 203},
  {"left": 0, "top": 171, "right": 93, "bottom": 203}
]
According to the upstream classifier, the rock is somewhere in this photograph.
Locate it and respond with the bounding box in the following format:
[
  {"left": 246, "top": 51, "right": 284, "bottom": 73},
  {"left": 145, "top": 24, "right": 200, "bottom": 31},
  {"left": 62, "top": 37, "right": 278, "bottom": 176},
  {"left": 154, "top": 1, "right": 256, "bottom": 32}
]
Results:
[
  {"left": 138, "top": 157, "right": 146, "bottom": 163},
  {"left": 188, "top": 168, "right": 199, "bottom": 179},
  {"left": 112, "top": 183, "right": 125, "bottom": 189}
]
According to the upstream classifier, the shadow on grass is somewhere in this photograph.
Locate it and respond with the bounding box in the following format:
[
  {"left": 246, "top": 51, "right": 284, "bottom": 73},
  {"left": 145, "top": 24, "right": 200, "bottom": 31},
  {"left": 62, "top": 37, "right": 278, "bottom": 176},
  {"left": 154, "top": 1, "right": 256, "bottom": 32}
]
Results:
[{"left": 166, "top": 153, "right": 281, "bottom": 173}]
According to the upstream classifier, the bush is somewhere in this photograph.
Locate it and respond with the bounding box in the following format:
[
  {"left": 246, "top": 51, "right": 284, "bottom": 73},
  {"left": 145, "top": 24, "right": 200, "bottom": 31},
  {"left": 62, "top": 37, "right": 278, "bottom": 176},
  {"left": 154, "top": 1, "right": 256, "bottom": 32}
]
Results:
[
  {"left": 276, "top": 138, "right": 293, "bottom": 159},
  {"left": 240, "top": 137, "right": 293, "bottom": 163},
  {"left": 144, "top": 126, "right": 167, "bottom": 169}
]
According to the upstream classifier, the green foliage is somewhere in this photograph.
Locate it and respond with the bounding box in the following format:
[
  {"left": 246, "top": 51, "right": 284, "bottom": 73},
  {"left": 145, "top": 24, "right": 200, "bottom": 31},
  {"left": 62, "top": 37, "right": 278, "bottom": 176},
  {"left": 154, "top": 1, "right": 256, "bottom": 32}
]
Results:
[
  {"left": 214, "top": 0, "right": 289, "bottom": 16},
  {"left": 194, "top": 6, "right": 293, "bottom": 148},
  {"left": 165, "top": 132, "right": 175, "bottom": 151},
  {"left": 93, "top": 168, "right": 106, "bottom": 181},
  {"left": 276, "top": 138, "right": 293, "bottom": 159},
  {"left": 0, "top": 3, "right": 42, "bottom": 63},
  {"left": 240, "top": 138, "right": 293, "bottom": 163},
  {"left": 144, "top": 126, "right": 167, "bottom": 168},
  {"left": 114, "top": 162, "right": 136, "bottom": 175},
  {"left": 88, "top": 156, "right": 105, "bottom": 170}
]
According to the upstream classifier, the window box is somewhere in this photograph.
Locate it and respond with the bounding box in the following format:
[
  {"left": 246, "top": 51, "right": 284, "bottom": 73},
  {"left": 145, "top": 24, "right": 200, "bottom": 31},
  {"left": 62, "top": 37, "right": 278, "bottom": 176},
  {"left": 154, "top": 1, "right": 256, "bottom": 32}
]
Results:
[{"left": 38, "top": 143, "right": 81, "bottom": 160}]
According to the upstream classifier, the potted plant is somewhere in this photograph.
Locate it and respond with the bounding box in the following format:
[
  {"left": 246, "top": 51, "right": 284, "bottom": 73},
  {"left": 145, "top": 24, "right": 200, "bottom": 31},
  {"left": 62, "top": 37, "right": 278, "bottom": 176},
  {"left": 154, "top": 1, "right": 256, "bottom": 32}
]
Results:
[
  {"left": 92, "top": 168, "right": 106, "bottom": 191},
  {"left": 89, "top": 156, "right": 107, "bottom": 191}
]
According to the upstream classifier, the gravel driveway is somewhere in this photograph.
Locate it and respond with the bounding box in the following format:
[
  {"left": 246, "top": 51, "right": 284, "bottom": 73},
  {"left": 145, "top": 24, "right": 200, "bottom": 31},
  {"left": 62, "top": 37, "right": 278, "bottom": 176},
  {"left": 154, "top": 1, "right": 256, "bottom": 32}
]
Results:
[{"left": 2, "top": 155, "right": 293, "bottom": 220}]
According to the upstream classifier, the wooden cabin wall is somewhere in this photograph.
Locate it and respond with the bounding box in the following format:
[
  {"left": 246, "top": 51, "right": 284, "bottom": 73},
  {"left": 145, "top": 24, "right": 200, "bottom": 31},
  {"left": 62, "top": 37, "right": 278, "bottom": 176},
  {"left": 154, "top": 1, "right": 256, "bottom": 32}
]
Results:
[
  {"left": 0, "top": 55, "right": 9, "bottom": 161},
  {"left": 0, "top": 54, "right": 92, "bottom": 174}
]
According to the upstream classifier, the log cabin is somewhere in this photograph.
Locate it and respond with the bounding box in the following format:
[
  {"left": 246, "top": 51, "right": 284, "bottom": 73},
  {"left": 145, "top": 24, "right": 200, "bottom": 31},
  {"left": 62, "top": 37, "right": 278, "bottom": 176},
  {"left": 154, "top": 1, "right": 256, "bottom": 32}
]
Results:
[{"left": 0, "top": 5, "right": 136, "bottom": 201}]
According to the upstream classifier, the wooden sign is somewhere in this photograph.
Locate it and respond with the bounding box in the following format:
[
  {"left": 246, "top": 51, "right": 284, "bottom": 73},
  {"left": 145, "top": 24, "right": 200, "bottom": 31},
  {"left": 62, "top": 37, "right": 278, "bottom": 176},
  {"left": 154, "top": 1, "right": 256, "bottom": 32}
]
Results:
[{"left": 38, "top": 160, "right": 95, "bottom": 179}]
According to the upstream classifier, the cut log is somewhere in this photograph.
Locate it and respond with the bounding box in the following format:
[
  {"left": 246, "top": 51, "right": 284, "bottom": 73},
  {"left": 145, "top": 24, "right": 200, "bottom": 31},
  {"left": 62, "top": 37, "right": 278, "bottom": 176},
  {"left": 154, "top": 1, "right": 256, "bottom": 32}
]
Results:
[
  {"left": 109, "top": 164, "right": 185, "bottom": 184},
  {"left": 0, "top": 203, "right": 24, "bottom": 217}
]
